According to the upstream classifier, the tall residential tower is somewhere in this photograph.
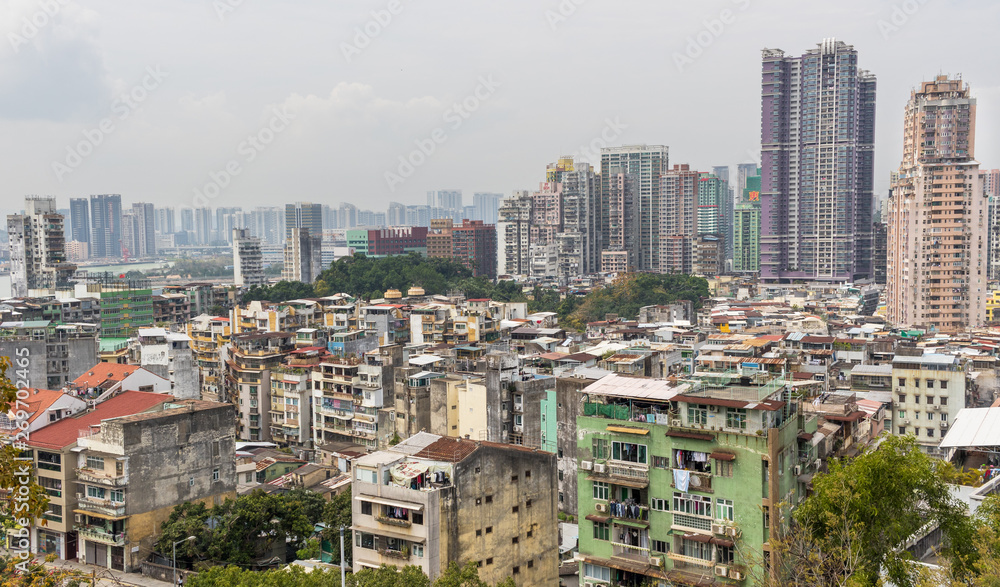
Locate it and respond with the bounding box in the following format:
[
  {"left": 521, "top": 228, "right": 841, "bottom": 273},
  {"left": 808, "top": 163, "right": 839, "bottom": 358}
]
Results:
[
  {"left": 760, "top": 39, "right": 876, "bottom": 283},
  {"left": 887, "top": 76, "right": 985, "bottom": 332}
]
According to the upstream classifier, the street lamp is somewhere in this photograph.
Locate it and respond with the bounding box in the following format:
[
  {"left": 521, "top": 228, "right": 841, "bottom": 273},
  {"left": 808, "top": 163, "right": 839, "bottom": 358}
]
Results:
[{"left": 173, "top": 536, "right": 196, "bottom": 586}]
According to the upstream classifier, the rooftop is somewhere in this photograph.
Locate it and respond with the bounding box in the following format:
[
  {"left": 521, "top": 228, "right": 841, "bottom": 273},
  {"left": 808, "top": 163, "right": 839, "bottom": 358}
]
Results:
[{"left": 28, "top": 391, "right": 173, "bottom": 450}]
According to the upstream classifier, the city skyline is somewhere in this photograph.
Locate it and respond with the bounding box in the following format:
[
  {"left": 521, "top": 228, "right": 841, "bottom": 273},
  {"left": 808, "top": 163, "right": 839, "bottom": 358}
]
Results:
[{"left": 1, "top": 1, "right": 998, "bottom": 215}]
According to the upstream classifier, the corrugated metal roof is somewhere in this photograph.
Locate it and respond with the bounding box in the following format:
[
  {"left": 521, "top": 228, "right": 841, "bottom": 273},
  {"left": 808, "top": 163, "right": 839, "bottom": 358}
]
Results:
[
  {"left": 939, "top": 408, "right": 1000, "bottom": 448},
  {"left": 582, "top": 373, "right": 690, "bottom": 401}
]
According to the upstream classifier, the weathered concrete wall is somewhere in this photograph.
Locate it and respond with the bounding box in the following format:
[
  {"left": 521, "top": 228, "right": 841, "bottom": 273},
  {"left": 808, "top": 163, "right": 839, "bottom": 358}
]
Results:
[
  {"left": 555, "top": 377, "right": 590, "bottom": 518},
  {"left": 451, "top": 444, "right": 559, "bottom": 586}
]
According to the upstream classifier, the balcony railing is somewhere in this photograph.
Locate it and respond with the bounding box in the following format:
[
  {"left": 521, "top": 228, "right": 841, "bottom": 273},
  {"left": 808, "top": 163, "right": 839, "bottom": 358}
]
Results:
[
  {"left": 671, "top": 470, "right": 712, "bottom": 492},
  {"left": 75, "top": 469, "right": 127, "bottom": 487},
  {"left": 667, "top": 552, "right": 714, "bottom": 568},
  {"left": 376, "top": 516, "right": 412, "bottom": 528},
  {"left": 378, "top": 547, "right": 409, "bottom": 560},
  {"left": 672, "top": 513, "right": 712, "bottom": 531},
  {"left": 76, "top": 526, "right": 126, "bottom": 546},
  {"left": 76, "top": 496, "right": 126, "bottom": 518},
  {"left": 607, "top": 463, "right": 649, "bottom": 484}
]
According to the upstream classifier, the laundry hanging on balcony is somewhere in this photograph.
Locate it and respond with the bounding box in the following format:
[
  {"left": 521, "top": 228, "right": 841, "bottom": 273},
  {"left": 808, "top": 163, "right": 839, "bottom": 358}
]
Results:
[{"left": 673, "top": 469, "right": 690, "bottom": 492}]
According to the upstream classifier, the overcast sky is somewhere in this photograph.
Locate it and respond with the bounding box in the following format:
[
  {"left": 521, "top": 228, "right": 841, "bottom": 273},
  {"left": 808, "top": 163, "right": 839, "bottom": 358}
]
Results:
[{"left": 1, "top": 0, "right": 998, "bottom": 215}]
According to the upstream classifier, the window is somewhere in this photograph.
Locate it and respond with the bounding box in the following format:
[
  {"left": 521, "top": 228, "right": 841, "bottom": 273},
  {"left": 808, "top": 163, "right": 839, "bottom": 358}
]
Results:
[
  {"left": 356, "top": 532, "right": 375, "bottom": 550},
  {"left": 512, "top": 537, "right": 519, "bottom": 544},
  {"left": 412, "top": 545, "right": 424, "bottom": 558},
  {"left": 763, "top": 505, "right": 770, "bottom": 529},
  {"left": 361, "top": 501, "right": 372, "bottom": 515},
  {"left": 212, "top": 467, "right": 220, "bottom": 482},
  {"left": 926, "top": 380, "right": 934, "bottom": 389},
  {"left": 245, "top": 472, "right": 253, "bottom": 483},
  {"left": 86, "top": 456, "right": 103, "bottom": 471},
  {"left": 512, "top": 566, "right": 519, "bottom": 575},
  {"left": 940, "top": 397, "right": 948, "bottom": 406},
  {"left": 511, "top": 474, "right": 519, "bottom": 482},
  {"left": 715, "top": 460, "right": 733, "bottom": 477},
  {"left": 558, "top": 448, "right": 563, "bottom": 458},
  {"left": 899, "top": 426, "right": 906, "bottom": 434},
  {"left": 716, "top": 498, "right": 734, "bottom": 521},
  {"left": 592, "top": 438, "right": 608, "bottom": 459},
  {"left": 941, "top": 413, "right": 948, "bottom": 422},
  {"left": 652, "top": 455, "right": 670, "bottom": 469},
  {"left": 527, "top": 529, "right": 533, "bottom": 538},
  {"left": 652, "top": 539, "right": 669, "bottom": 553},
  {"left": 526, "top": 499, "right": 532, "bottom": 508},
  {"left": 485, "top": 495, "right": 493, "bottom": 504},
  {"left": 688, "top": 404, "right": 708, "bottom": 425},
  {"left": 476, "top": 529, "right": 482, "bottom": 537},
  {"left": 914, "top": 395, "right": 920, "bottom": 404},
  {"left": 593, "top": 481, "right": 609, "bottom": 500},
  {"left": 558, "top": 471, "right": 563, "bottom": 481},
  {"left": 726, "top": 408, "right": 748, "bottom": 430},
  {"left": 527, "top": 560, "right": 533, "bottom": 569},
  {"left": 940, "top": 380, "right": 948, "bottom": 389},
  {"left": 559, "top": 492, "right": 564, "bottom": 503},
  {"left": 927, "top": 429, "right": 934, "bottom": 438},
  {"left": 717, "top": 544, "right": 735, "bottom": 564},
  {"left": 651, "top": 498, "right": 668, "bottom": 511},
  {"left": 87, "top": 486, "right": 106, "bottom": 499},
  {"left": 584, "top": 564, "right": 611, "bottom": 582},
  {"left": 611, "top": 441, "right": 647, "bottom": 464},
  {"left": 525, "top": 470, "right": 531, "bottom": 479},
  {"left": 486, "top": 527, "right": 493, "bottom": 534},
  {"left": 898, "top": 394, "right": 906, "bottom": 403},
  {"left": 898, "top": 378, "right": 905, "bottom": 386},
  {"left": 512, "top": 505, "right": 519, "bottom": 513},
  {"left": 486, "top": 558, "right": 493, "bottom": 565},
  {"left": 914, "top": 379, "right": 920, "bottom": 388},
  {"left": 898, "top": 410, "right": 906, "bottom": 419},
  {"left": 673, "top": 492, "right": 713, "bottom": 517},
  {"left": 593, "top": 521, "right": 610, "bottom": 541}
]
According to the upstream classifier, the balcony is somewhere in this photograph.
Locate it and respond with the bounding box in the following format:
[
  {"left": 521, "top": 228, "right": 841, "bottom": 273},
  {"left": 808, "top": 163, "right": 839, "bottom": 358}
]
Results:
[
  {"left": 378, "top": 547, "right": 410, "bottom": 560},
  {"left": 670, "top": 471, "right": 713, "bottom": 493},
  {"left": 667, "top": 552, "right": 714, "bottom": 569},
  {"left": 76, "top": 525, "right": 126, "bottom": 546},
  {"left": 611, "top": 540, "right": 650, "bottom": 562},
  {"left": 76, "top": 495, "right": 126, "bottom": 518},
  {"left": 75, "top": 468, "right": 127, "bottom": 487},
  {"left": 376, "top": 515, "right": 412, "bottom": 528},
  {"left": 603, "top": 462, "right": 649, "bottom": 487}
]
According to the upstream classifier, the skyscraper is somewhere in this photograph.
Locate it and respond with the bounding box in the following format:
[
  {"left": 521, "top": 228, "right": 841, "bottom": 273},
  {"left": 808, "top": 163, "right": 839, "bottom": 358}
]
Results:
[
  {"left": 452, "top": 220, "right": 497, "bottom": 278},
  {"left": 736, "top": 163, "right": 759, "bottom": 194},
  {"left": 7, "top": 197, "right": 75, "bottom": 296},
  {"left": 600, "top": 170, "right": 639, "bottom": 273},
  {"left": 600, "top": 145, "right": 669, "bottom": 272},
  {"left": 285, "top": 202, "right": 323, "bottom": 239},
  {"left": 760, "top": 39, "right": 876, "bottom": 283},
  {"left": 180, "top": 207, "right": 194, "bottom": 232},
  {"left": 194, "top": 207, "right": 213, "bottom": 245},
  {"left": 233, "top": 228, "right": 265, "bottom": 287},
  {"left": 887, "top": 76, "right": 986, "bottom": 332},
  {"left": 659, "top": 164, "right": 700, "bottom": 274},
  {"left": 69, "top": 198, "right": 90, "bottom": 244},
  {"left": 498, "top": 191, "right": 532, "bottom": 276},
  {"left": 155, "top": 206, "right": 175, "bottom": 235},
  {"left": 131, "top": 203, "right": 155, "bottom": 257},
  {"left": 90, "top": 194, "right": 123, "bottom": 259},
  {"left": 472, "top": 192, "right": 504, "bottom": 225},
  {"left": 282, "top": 228, "right": 323, "bottom": 284},
  {"left": 733, "top": 170, "right": 762, "bottom": 273}
]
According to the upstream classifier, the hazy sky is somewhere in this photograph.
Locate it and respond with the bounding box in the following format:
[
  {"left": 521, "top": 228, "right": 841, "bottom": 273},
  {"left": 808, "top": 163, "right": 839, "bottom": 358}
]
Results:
[{"left": 1, "top": 0, "right": 998, "bottom": 215}]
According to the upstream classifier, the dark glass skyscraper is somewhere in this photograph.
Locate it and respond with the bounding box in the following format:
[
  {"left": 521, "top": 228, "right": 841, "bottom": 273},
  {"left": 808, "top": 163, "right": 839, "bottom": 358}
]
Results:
[
  {"left": 70, "top": 198, "right": 90, "bottom": 244},
  {"left": 760, "top": 39, "right": 876, "bottom": 283},
  {"left": 90, "top": 194, "right": 123, "bottom": 259}
]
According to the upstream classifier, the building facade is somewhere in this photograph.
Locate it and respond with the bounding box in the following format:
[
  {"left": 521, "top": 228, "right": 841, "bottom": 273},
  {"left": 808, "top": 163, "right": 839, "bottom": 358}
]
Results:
[
  {"left": 760, "top": 40, "right": 876, "bottom": 283},
  {"left": 7, "top": 197, "right": 76, "bottom": 297},
  {"left": 600, "top": 145, "right": 669, "bottom": 273},
  {"left": 233, "top": 228, "right": 265, "bottom": 287},
  {"left": 886, "top": 76, "right": 986, "bottom": 332}
]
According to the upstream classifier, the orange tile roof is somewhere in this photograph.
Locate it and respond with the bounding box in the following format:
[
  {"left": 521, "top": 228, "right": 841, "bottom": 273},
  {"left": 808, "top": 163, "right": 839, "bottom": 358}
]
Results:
[
  {"left": 18, "top": 388, "right": 67, "bottom": 425},
  {"left": 73, "top": 363, "right": 142, "bottom": 388},
  {"left": 28, "top": 391, "right": 173, "bottom": 450}
]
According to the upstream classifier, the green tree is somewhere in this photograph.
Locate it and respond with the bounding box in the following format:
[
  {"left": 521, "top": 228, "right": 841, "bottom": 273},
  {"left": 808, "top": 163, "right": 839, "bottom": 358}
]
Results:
[
  {"left": 322, "top": 489, "right": 354, "bottom": 566},
  {"left": 0, "top": 358, "right": 50, "bottom": 538},
  {"left": 187, "top": 565, "right": 344, "bottom": 587},
  {"left": 794, "top": 435, "right": 976, "bottom": 587}
]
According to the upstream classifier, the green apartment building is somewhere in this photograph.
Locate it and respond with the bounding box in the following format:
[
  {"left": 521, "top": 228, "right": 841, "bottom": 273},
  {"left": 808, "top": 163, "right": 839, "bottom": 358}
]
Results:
[
  {"left": 733, "top": 171, "right": 761, "bottom": 274},
  {"left": 576, "top": 372, "right": 816, "bottom": 586}
]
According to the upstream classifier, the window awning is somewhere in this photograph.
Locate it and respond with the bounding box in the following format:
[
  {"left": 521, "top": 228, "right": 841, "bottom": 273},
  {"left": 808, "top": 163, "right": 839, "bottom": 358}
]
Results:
[
  {"left": 606, "top": 426, "right": 649, "bottom": 435},
  {"left": 665, "top": 430, "right": 714, "bottom": 442},
  {"left": 711, "top": 537, "right": 734, "bottom": 548},
  {"left": 681, "top": 533, "right": 712, "bottom": 544},
  {"left": 709, "top": 451, "right": 736, "bottom": 461},
  {"left": 585, "top": 514, "right": 610, "bottom": 523},
  {"left": 355, "top": 495, "right": 424, "bottom": 512}
]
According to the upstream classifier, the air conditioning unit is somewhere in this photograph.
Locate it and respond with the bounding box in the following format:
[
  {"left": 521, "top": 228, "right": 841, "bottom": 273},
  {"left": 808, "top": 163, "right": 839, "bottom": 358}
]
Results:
[
  {"left": 595, "top": 503, "right": 608, "bottom": 513},
  {"left": 727, "top": 526, "right": 741, "bottom": 539},
  {"left": 671, "top": 419, "right": 682, "bottom": 427},
  {"left": 74, "top": 514, "right": 81, "bottom": 523},
  {"left": 580, "top": 460, "right": 593, "bottom": 471},
  {"left": 708, "top": 405, "right": 719, "bottom": 413},
  {"left": 593, "top": 463, "right": 607, "bottom": 474},
  {"left": 932, "top": 404, "right": 940, "bottom": 411},
  {"left": 939, "top": 421, "right": 948, "bottom": 428},
  {"left": 793, "top": 465, "right": 801, "bottom": 476},
  {"left": 904, "top": 419, "right": 911, "bottom": 425},
  {"left": 648, "top": 556, "right": 660, "bottom": 566},
  {"left": 76, "top": 492, "right": 83, "bottom": 499},
  {"left": 729, "top": 569, "right": 745, "bottom": 581},
  {"left": 814, "top": 459, "right": 822, "bottom": 470},
  {"left": 584, "top": 583, "right": 595, "bottom": 587},
  {"left": 711, "top": 523, "right": 726, "bottom": 535},
  {"left": 715, "top": 565, "right": 729, "bottom": 577}
]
